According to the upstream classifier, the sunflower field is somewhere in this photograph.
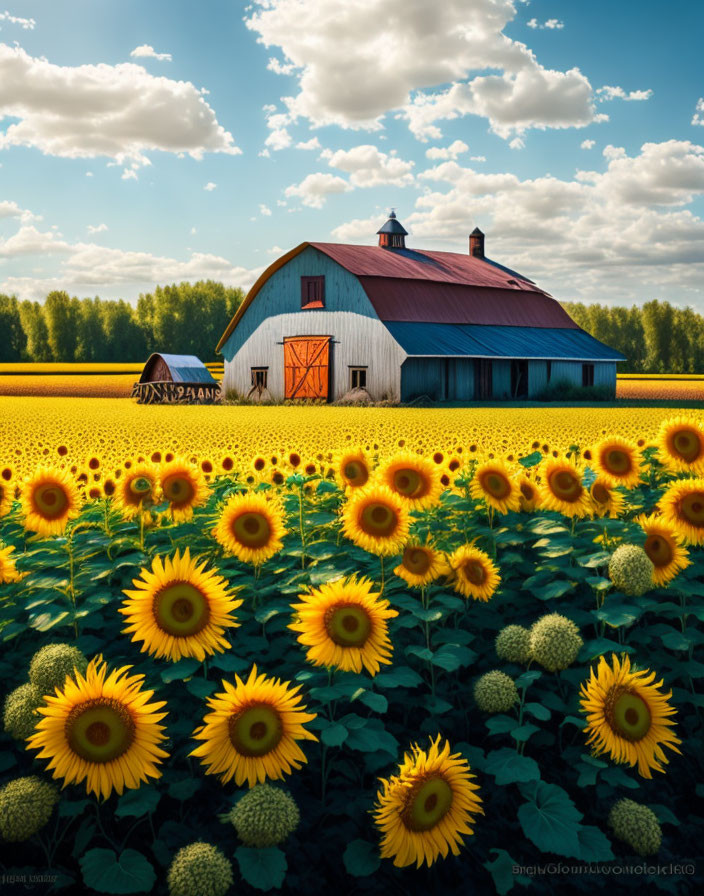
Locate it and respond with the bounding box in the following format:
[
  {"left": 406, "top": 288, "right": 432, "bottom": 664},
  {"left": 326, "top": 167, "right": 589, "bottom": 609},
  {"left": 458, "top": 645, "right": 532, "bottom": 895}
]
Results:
[{"left": 1, "top": 419, "right": 703, "bottom": 895}]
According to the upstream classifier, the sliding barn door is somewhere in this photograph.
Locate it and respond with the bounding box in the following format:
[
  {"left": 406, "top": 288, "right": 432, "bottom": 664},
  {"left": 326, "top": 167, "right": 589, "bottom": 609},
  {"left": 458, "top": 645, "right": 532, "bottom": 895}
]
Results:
[{"left": 283, "top": 336, "right": 331, "bottom": 400}]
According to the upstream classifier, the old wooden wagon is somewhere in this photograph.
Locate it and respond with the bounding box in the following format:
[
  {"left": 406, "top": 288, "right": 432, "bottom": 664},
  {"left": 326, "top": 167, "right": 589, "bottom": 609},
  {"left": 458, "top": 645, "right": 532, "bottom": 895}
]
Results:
[{"left": 131, "top": 353, "right": 220, "bottom": 404}]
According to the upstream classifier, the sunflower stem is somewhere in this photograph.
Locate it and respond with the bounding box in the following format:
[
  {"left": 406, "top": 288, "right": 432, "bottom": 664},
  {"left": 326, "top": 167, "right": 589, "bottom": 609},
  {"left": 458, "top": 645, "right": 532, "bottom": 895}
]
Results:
[
  {"left": 297, "top": 484, "right": 307, "bottom": 568},
  {"left": 138, "top": 505, "right": 145, "bottom": 553},
  {"left": 67, "top": 525, "right": 78, "bottom": 639},
  {"left": 379, "top": 556, "right": 385, "bottom": 596}
]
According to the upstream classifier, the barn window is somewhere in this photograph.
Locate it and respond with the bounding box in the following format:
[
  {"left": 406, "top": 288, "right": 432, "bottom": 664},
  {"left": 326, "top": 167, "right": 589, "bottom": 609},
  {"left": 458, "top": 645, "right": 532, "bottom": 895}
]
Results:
[
  {"left": 582, "top": 363, "right": 595, "bottom": 387},
  {"left": 349, "top": 367, "right": 367, "bottom": 390},
  {"left": 301, "top": 276, "right": 325, "bottom": 309},
  {"left": 251, "top": 367, "right": 268, "bottom": 388}
]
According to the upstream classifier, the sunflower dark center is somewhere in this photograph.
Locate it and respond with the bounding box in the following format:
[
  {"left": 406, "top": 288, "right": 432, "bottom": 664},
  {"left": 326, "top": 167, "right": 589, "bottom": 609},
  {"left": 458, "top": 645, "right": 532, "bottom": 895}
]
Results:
[
  {"left": 604, "top": 449, "right": 631, "bottom": 474},
  {"left": 402, "top": 774, "right": 453, "bottom": 832},
  {"left": 153, "top": 581, "right": 210, "bottom": 637},
  {"left": 644, "top": 534, "right": 673, "bottom": 567},
  {"left": 33, "top": 484, "right": 69, "bottom": 519},
  {"left": 162, "top": 474, "right": 195, "bottom": 506},
  {"left": 66, "top": 698, "right": 136, "bottom": 763},
  {"left": 670, "top": 429, "right": 701, "bottom": 462},
  {"left": 591, "top": 483, "right": 611, "bottom": 505},
  {"left": 481, "top": 471, "right": 510, "bottom": 499},
  {"left": 129, "top": 476, "right": 153, "bottom": 498},
  {"left": 393, "top": 468, "right": 424, "bottom": 497},
  {"left": 463, "top": 560, "right": 486, "bottom": 585},
  {"left": 678, "top": 492, "right": 704, "bottom": 527},
  {"left": 325, "top": 603, "right": 372, "bottom": 647},
  {"left": 359, "top": 502, "right": 397, "bottom": 537},
  {"left": 233, "top": 512, "right": 272, "bottom": 547},
  {"left": 254, "top": 458, "right": 266, "bottom": 471},
  {"left": 403, "top": 547, "right": 432, "bottom": 575},
  {"left": 229, "top": 703, "right": 283, "bottom": 757},
  {"left": 549, "top": 469, "right": 582, "bottom": 502},
  {"left": 604, "top": 688, "right": 652, "bottom": 742},
  {"left": 344, "top": 461, "right": 368, "bottom": 486},
  {"left": 520, "top": 482, "right": 534, "bottom": 501}
]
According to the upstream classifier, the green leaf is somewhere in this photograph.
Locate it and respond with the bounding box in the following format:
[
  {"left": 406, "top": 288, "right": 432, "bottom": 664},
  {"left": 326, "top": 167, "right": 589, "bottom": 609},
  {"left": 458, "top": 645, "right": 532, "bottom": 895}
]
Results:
[
  {"left": 524, "top": 702, "right": 551, "bottom": 721},
  {"left": 115, "top": 786, "right": 160, "bottom": 819},
  {"left": 345, "top": 720, "right": 398, "bottom": 756},
  {"left": 185, "top": 677, "right": 217, "bottom": 698},
  {"left": 484, "top": 748, "right": 540, "bottom": 785},
  {"left": 515, "top": 670, "right": 542, "bottom": 688},
  {"left": 80, "top": 849, "right": 156, "bottom": 894},
  {"left": 517, "top": 782, "right": 583, "bottom": 857},
  {"left": 596, "top": 603, "right": 641, "bottom": 627},
  {"left": 374, "top": 667, "right": 423, "bottom": 688},
  {"left": 484, "top": 849, "right": 525, "bottom": 895},
  {"left": 160, "top": 658, "right": 201, "bottom": 683},
  {"left": 580, "top": 638, "right": 634, "bottom": 660},
  {"left": 511, "top": 723, "right": 539, "bottom": 743},
  {"left": 661, "top": 630, "right": 691, "bottom": 651},
  {"left": 430, "top": 643, "right": 476, "bottom": 672},
  {"left": 578, "top": 551, "right": 611, "bottom": 568},
  {"left": 406, "top": 645, "right": 433, "bottom": 662},
  {"left": 342, "top": 839, "right": 381, "bottom": 877},
  {"left": 518, "top": 451, "right": 543, "bottom": 468},
  {"left": 649, "top": 804, "right": 680, "bottom": 826},
  {"left": 577, "top": 825, "right": 614, "bottom": 862},
  {"left": 321, "top": 723, "right": 348, "bottom": 747},
  {"left": 357, "top": 691, "right": 388, "bottom": 713},
  {"left": 486, "top": 715, "right": 516, "bottom": 735},
  {"left": 167, "top": 778, "right": 200, "bottom": 802},
  {"left": 536, "top": 581, "right": 574, "bottom": 600},
  {"left": 235, "top": 846, "right": 287, "bottom": 891}
]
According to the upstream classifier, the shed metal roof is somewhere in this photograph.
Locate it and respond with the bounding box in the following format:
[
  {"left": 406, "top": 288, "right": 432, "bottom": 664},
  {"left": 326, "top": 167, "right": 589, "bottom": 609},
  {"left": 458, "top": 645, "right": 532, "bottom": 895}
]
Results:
[
  {"left": 139, "top": 353, "right": 218, "bottom": 384},
  {"left": 385, "top": 323, "right": 626, "bottom": 361}
]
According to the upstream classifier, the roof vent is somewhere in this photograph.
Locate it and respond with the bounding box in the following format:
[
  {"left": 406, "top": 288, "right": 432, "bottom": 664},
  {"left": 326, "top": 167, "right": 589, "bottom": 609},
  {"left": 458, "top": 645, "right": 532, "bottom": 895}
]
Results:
[
  {"left": 377, "top": 210, "right": 408, "bottom": 249},
  {"left": 469, "top": 227, "right": 485, "bottom": 259}
]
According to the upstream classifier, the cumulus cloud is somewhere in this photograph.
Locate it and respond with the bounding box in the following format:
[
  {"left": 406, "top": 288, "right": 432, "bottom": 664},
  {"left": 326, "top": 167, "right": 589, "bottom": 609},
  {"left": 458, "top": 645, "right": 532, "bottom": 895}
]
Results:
[
  {"left": 526, "top": 18, "right": 564, "bottom": 29},
  {"left": 692, "top": 98, "right": 704, "bottom": 126},
  {"left": 0, "top": 224, "right": 72, "bottom": 257},
  {"left": 130, "top": 45, "right": 172, "bottom": 62},
  {"left": 581, "top": 139, "right": 596, "bottom": 149},
  {"left": 331, "top": 212, "right": 395, "bottom": 243},
  {"left": 425, "top": 139, "right": 469, "bottom": 160},
  {"left": 0, "top": 10, "right": 35, "bottom": 29},
  {"left": 284, "top": 172, "right": 351, "bottom": 208},
  {"left": 0, "top": 43, "right": 240, "bottom": 168},
  {"left": 259, "top": 203, "right": 272, "bottom": 216},
  {"left": 597, "top": 85, "right": 653, "bottom": 102},
  {"left": 322, "top": 144, "right": 415, "bottom": 187},
  {"left": 245, "top": 0, "right": 604, "bottom": 142},
  {"left": 0, "top": 199, "right": 36, "bottom": 221},
  {"left": 296, "top": 136, "right": 321, "bottom": 150},
  {"left": 87, "top": 223, "right": 108, "bottom": 234},
  {"left": 204, "top": 182, "right": 217, "bottom": 191}
]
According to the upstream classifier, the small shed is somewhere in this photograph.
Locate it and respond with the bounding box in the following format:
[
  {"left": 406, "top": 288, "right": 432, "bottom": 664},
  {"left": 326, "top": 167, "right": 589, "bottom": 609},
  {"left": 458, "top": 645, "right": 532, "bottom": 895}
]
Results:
[{"left": 131, "top": 353, "right": 220, "bottom": 404}]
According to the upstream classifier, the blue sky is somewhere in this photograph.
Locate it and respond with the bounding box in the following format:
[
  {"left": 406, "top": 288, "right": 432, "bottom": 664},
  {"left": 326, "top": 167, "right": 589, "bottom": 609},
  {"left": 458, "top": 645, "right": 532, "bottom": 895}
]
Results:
[{"left": 1, "top": 0, "right": 703, "bottom": 308}]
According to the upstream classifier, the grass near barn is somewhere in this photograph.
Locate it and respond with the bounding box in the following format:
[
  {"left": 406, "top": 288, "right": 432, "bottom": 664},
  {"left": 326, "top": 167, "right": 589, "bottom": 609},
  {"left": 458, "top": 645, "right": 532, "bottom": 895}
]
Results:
[{"left": 1, "top": 395, "right": 703, "bottom": 895}]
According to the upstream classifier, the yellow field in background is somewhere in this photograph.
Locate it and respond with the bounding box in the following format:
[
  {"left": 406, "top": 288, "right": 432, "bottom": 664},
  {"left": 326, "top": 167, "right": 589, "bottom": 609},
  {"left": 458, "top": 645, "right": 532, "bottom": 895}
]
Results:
[
  {"left": 0, "top": 374, "right": 138, "bottom": 397},
  {"left": 616, "top": 379, "right": 704, "bottom": 400},
  {"left": 2, "top": 397, "right": 702, "bottom": 479}
]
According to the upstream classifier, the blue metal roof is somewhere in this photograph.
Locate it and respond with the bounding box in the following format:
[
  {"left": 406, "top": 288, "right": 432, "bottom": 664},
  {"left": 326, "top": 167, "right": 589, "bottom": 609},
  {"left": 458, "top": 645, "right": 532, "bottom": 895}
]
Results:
[
  {"left": 140, "top": 353, "right": 218, "bottom": 384},
  {"left": 384, "top": 323, "right": 626, "bottom": 361}
]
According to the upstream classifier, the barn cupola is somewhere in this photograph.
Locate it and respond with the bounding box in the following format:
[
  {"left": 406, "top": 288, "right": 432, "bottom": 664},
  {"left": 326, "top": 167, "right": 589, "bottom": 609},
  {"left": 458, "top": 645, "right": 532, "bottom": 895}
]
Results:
[
  {"left": 377, "top": 210, "right": 408, "bottom": 249},
  {"left": 469, "top": 226, "right": 485, "bottom": 259}
]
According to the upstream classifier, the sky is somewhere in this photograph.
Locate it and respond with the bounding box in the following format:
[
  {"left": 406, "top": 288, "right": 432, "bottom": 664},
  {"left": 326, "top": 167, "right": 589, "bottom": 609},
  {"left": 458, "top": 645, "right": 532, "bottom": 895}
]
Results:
[{"left": 0, "top": 0, "right": 703, "bottom": 310}]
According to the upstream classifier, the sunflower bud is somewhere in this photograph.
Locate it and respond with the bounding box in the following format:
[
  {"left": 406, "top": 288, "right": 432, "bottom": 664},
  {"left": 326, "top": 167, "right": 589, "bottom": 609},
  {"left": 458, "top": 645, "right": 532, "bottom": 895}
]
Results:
[
  {"left": 529, "top": 613, "right": 583, "bottom": 672},
  {"left": 608, "top": 544, "right": 654, "bottom": 596},
  {"left": 3, "top": 682, "right": 43, "bottom": 740},
  {"left": 167, "top": 842, "right": 234, "bottom": 896},
  {"left": 473, "top": 671, "right": 518, "bottom": 713},
  {"left": 228, "top": 783, "right": 300, "bottom": 847},
  {"left": 29, "top": 644, "right": 88, "bottom": 696},
  {"left": 495, "top": 625, "right": 532, "bottom": 665},
  {"left": 0, "top": 776, "right": 59, "bottom": 841},
  {"left": 608, "top": 799, "right": 662, "bottom": 856}
]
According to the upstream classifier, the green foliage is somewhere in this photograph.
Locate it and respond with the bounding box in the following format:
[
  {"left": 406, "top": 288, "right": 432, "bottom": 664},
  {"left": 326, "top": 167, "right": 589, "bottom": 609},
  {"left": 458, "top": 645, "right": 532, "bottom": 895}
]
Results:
[
  {"left": 81, "top": 848, "right": 156, "bottom": 894},
  {"left": 235, "top": 846, "right": 287, "bottom": 891},
  {"left": 343, "top": 839, "right": 381, "bottom": 877}
]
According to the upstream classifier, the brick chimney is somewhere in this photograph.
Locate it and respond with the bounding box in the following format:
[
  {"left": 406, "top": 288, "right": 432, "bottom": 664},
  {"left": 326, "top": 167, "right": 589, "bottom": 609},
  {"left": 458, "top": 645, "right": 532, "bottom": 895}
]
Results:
[{"left": 469, "top": 227, "right": 485, "bottom": 259}]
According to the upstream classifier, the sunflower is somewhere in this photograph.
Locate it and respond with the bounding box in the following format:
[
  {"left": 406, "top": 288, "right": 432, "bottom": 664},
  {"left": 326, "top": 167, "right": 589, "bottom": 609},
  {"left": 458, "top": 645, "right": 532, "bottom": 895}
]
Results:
[
  {"left": 160, "top": 457, "right": 209, "bottom": 522},
  {"left": 341, "top": 484, "right": 410, "bottom": 556},
  {"left": 26, "top": 656, "right": 169, "bottom": 800},
  {"left": 377, "top": 452, "right": 442, "bottom": 509},
  {"left": 394, "top": 542, "right": 448, "bottom": 588},
  {"left": 373, "top": 736, "right": 483, "bottom": 868},
  {"left": 113, "top": 461, "right": 160, "bottom": 519},
  {"left": 120, "top": 549, "right": 243, "bottom": 662},
  {"left": 20, "top": 467, "right": 80, "bottom": 536},
  {"left": 447, "top": 544, "right": 500, "bottom": 602},
  {"left": 0, "top": 543, "right": 22, "bottom": 583},
  {"left": 289, "top": 576, "right": 398, "bottom": 676},
  {"left": 658, "top": 477, "right": 704, "bottom": 545},
  {"left": 579, "top": 654, "right": 681, "bottom": 779},
  {"left": 517, "top": 475, "right": 541, "bottom": 513},
  {"left": 190, "top": 665, "right": 317, "bottom": 787},
  {"left": 589, "top": 478, "right": 626, "bottom": 519},
  {"left": 0, "top": 480, "right": 13, "bottom": 518},
  {"left": 334, "top": 447, "right": 372, "bottom": 491},
  {"left": 591, "top": 438, "right": 642, "bottom": 488},
  {"left": 635, "top": 514, "right": 690, "bottom": 586},
  {"left": 538, "top": 458, "right": 591, "bottom": 518},
  {"left": 656, "top": 416, "right": 704, "bottom": 474},
  {"left": 213, "top": 492, "right": 286, "bottom": 565},
  {"left": 470, "top": 460, "right": 520, "bottom": 514}
]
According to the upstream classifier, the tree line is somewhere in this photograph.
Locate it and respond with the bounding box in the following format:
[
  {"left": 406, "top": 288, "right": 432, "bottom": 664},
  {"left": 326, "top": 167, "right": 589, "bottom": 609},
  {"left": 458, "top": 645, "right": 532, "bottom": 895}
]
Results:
[
  {"left": 0, "top": 281, "right": 244, "bottom": 363},
  {"left": 561, "top": 300, "right": 704, "bottom": 373}
]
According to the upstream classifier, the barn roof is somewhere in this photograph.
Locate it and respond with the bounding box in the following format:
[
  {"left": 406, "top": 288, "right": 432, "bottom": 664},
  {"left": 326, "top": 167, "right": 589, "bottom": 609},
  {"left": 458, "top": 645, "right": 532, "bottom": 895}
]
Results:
[
  {"left": 139, "top": 353, "right": 217, "bottom": 384},
  {"left": 385, "top": 323, "right": 626, "bottom": 361}
]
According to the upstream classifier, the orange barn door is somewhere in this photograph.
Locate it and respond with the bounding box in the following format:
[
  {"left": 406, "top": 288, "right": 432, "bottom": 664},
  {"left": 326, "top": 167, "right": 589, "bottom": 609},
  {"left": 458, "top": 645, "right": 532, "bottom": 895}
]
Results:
[{"left": 283, "top": 336, "right": 331, "bottom": 400}]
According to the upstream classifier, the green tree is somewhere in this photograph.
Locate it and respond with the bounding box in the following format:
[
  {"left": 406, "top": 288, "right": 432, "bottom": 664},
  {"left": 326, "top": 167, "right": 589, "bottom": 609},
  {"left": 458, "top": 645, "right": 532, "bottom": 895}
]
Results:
[
  {"left": 44, "top": 291, "right": 81, "bottom": 361},
  {"left": 75, "top": 298, "right": 105, "bottom": 362},
  {"left": 0, "top": 294, "right": 27, "bottom": 360},
  {"left": 100, "top": 300, "right": 146, "bottom": 360},
  {"left": 19, "top": 300, "right": 52, "bottom": 361}
]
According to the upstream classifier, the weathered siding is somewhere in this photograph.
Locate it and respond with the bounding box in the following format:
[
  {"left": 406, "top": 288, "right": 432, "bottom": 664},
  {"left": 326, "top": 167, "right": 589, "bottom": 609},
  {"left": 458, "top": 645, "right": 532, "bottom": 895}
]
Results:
[
  {"left": 222, "top": 247, "right": 404, "bottom": 401},
  {"left": 528, "top": 360, "right": 549, "bottom": 397},
  {"left": 594, "top": 361, "right": 617, "bottom": 394},
  {"left": 492, "top": 360, "right": 512, "bottom": 399},
  {"left": 401, "top": 358, "right": 475, "bottom": 402},
  {"left": 550, "top": 361, "right": 583, "bottom": 387}
]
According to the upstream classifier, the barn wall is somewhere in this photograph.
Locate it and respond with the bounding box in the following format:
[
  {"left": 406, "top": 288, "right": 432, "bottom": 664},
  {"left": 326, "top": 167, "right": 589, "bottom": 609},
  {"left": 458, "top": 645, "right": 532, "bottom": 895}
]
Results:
[
  {"left": 448, "top": 359, "right": 475, "bottom": 400},
  {"left": 594, "top": 361, "right": 617, "bottom": 394},
  {"left": 401, "top": 359, "right": 444, "bottom": 402},
  {"left": 222, "top": 247, "right": 377, "bottom": 360},
  {"left": 528, "top": 360, "right": 548, "bottom": 397},
  {"left": 222, "top": 311, "right": 405, "bottom": 401},
  {"left": 550, "top": 361, "right": 583, "bottom": 387},
  {"left": 492, "top": 360, "right": 512, "bottom": 399}
]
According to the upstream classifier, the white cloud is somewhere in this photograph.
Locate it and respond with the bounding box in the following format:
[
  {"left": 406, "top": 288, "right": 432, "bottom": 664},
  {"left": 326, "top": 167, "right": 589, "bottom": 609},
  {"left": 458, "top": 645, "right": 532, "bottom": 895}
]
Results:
[
  {"left": 263, "top": 105, "right": 293, "bottom": 151},
  {"left": 692, "top": 98, "right": 704, "bottom": 126},
  {"left": 296, "top": 137, "right": 321, "bottom": 150},
  {"left": 0, "top": 199, "right": 36, "bottom": 222},
  {"left": 597, "top": 85, "right": 653, "bottom": 102},
  {"left": 204, "top": 181, "right": 217, "bottom": 191},
  {"left": 332, "top": 212, "right": 391, "bottom": 243},
  {"left": 259, "top": 203, "right": 272, "bottom": 216},
  {"left": 246, "top": 0, "right": 605, "bottom": 142},
  {"left": 190, "top": 226, "right": 197, "bottom": 235},
  {"left": 425, "top": 139, "right": 469, "bottom": 160},
  {"left": 0, "top": 224, "right": 72, "bottom": 257},
  {"left": 87, "top": 223, "right": 108, "bottom": 234},
  {"left": 130, "top": 45, "right": 172, "bottom": 62},
  {"left": 284, "top": 172, "right": 351, "bottom": 208},
  {"left": 509, "top": 136, "right": 525, "bottom": 149},
  {"left": 323, "top": 144, "right": 415, "bottom": 187},
  {"left": 527, "top": 18, "right": 564, "bottom": 29},
  {"left": 581, "top": 139, "right": 595, "bottom": 149},
  {"left": 122, "top": 168, "right": 138, "bottom": 180},
  {"left": 0, "top": 11, "right": 35, "bottom": 29},
  {"left": 0, "top": 43, "right": 240, "bottom": 168}
]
